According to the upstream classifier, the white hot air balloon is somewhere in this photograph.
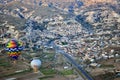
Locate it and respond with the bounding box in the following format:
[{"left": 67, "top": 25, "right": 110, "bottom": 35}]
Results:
[{"left": 30, "top": 57, "right": 41, "bottom": 73}]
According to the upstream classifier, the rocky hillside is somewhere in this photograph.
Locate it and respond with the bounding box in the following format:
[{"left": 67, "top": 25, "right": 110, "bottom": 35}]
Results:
[
  {"left": 0, "top": 0, "right": 120, "bottom": 37},
  {"left": 0, "top": 0, "right": 118, "bottom": 6}
]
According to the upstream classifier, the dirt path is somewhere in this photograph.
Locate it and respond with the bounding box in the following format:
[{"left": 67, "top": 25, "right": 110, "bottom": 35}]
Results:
[{"left": 3, "top": 71, "right": 43, "bottom": 80}]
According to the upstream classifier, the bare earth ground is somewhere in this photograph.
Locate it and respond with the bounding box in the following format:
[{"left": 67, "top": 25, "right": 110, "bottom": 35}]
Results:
[
  {"left": 2, "top": 71, "right": 69, "bottom": 80},
  {"left": 45, "top": 75, "right": 68, "bottom": 80},
  {"left": 0, "top": 55, "right": 70, "bottom": 80},
  {"left": 90, "top": 58, "right": 120, "bottom": 80}
]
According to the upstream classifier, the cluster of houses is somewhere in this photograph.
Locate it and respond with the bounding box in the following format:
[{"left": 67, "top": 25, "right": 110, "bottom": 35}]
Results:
[
  {"left": 0, "top": 1, "right": 120, "bottom": 72},
  {"left": 0, "top": 9, "right": 120, "bottom": 61}
]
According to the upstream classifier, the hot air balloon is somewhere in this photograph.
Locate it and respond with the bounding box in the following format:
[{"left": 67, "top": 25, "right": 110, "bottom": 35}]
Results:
[
  {"left": 5, "top": 39, "right": 24, "bottom": 63},
  {"left": 30, "top": 57, "right": 41, "bottom": 73}
]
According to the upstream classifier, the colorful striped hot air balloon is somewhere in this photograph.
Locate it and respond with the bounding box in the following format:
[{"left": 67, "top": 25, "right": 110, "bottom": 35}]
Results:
[{"left": 5, "top": 39, "right": 24, "bottom": 63}]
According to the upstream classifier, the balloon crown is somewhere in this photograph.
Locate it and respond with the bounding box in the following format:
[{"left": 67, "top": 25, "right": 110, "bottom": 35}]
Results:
[{"left": 6, "top": 39, "right": 24, "bottom": 51}]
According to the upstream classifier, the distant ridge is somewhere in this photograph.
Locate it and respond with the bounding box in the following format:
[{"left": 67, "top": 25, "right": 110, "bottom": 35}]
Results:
[
  {"left": 0, "top": 0, "right": 118, "bottom": 7},
  {"left": 82, "top": 0, "right": 117, "bottom": 6}
]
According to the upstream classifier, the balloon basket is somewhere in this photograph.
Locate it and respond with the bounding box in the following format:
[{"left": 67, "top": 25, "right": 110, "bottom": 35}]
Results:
[
  {"left": 13, "top": 60, "right": 16, "bottom": 64},
  {"left": 33, "top": 66, "right": 39, "bottom": 73}
]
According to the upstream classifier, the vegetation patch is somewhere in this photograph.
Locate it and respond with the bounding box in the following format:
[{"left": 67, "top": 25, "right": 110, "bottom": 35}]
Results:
[
  {"left": 0, "top": 58, "right": 11, "bottom": 67},
  {"left": 60, "top": 69, "right": 74, "bottom": 75},
  {"left": 40, "top": 68, "right": 57, "bottom": 75},
  {"left": 94, "top": 72, "right": 116, "bottom": 80},
  {"left": 61, "top": 42, "right": 68, "bottom": 45},
  {"left": 39, "top": 75, "right": 54, "bottom": 80},
  {"left": 100, "top": 64, "right": 114, "bottom": 68},
  {"left": 0, "top": 62, "right": 11, "bottom": 67},
  {"left": 0, "top": 69, "right": 32, "bottom": 78}
]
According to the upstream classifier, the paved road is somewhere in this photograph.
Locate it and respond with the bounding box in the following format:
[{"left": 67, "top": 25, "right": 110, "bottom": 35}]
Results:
[{"left": 53, "top": 43, "right": 93, "bottom": 80}]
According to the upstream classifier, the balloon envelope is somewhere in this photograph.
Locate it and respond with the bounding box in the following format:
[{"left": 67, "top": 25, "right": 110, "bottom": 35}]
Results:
[
  {"left": 30, "top": 59, "right": 41, "bottom": 69},
  {"left": 5, "top": 39, "right": 24, "bottom": 60}
]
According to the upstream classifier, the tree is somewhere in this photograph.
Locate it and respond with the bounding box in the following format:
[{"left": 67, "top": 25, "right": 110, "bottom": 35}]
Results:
[
  {"left": 76, "top": 1, "right": 83, "bottom": 8},
  {"left": 68, "top": 4, "right": 74, "bottom": 13},
  {"left": 39, "top": 1, "right": 42, "bottom": 6},
  {"left": 84, "top": 59, "right": 91, "bottom": 65},
  {"left": 48, "top": 2, "right": 53, "bottom": 8}
]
